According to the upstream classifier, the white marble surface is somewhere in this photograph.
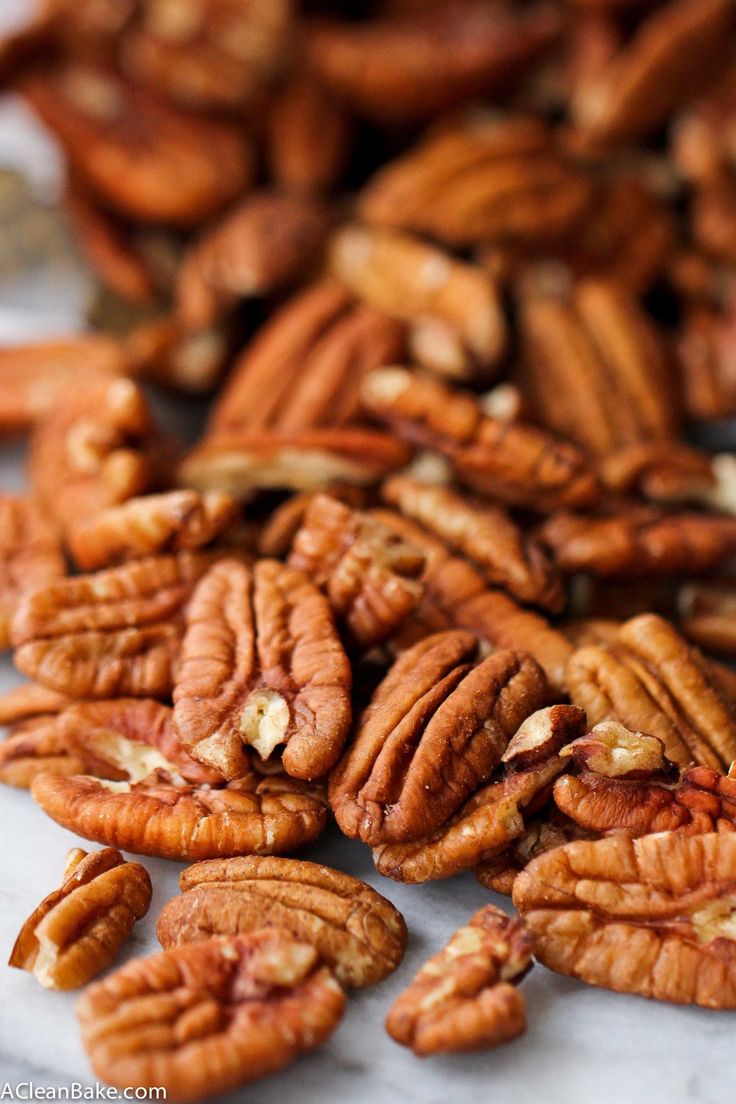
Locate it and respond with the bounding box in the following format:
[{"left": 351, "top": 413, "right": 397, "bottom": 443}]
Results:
[{"left": 0, "top": 37, "right": 732, "bottom": 1104}]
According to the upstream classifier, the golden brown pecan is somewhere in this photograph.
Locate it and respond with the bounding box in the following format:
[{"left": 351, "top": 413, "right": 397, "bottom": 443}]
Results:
[
  {"left": 174, "top": 558, "right": 352, "bottom": 780},
  {"left": 20, "top": 64, "right": 254, "bottom": 226},
  {"left": 570, "top": 0, "right": 734, "bottom": 146},
  {"left": 305, "top": 2, "right": 559, "bottom": 124},
  {"left": 78, "top": 932, "right": 345, "bottom": 1102},
  {"left": 0, "top": 682, "right": 71, "bottom": 726},
  {"left": 565, "top": 613, "right": 736, "bottom": 769},
  {"left": 475, "top": 812, "right": 592, "bottom": 897},
  {"left": 678, "top": 295, "right": 736, "bottom": 420},
  {"left": 0, "top": 336, "right": 127, "bottom": 436},
  {"left": 386, "top": 905, "right": 532, "bottom": 1055},
  {"left": 329, "top": 224, "right": 506, "bottom": 381},
  {"left": 330, "top": 631, "right": 550, "bottom": 845},
  {"left": 266, "top": 74, "right": 352, "bottom": 197},
  {"left": 599, "top": 442, "right": 719, "bottom": 506},
  {"left": 287, "top": 493, "right": 424, "bottom": 650},
  {"left": 382, "top": 475, "right": 563, "bottom": 612},
  {"left": 11, "top": 553, "right": 210, "bottom": 698},
  {"left": 679, "top": 580, "right": 736, "bottom": 655},
  {"left": 66, "top": 490, "right": 240, "bottom": 570},
  {"left": 9, "top": 847, "right": 151, "bottom": 990},
  {"left": 517, "top": 276, "right": 677, "bottom": 455},
  {"left": 0, "top": 496, "right": 65, "bottom": 649},
  {"left": 120, "top": 0, "right": 293, "bottom": 112},
  {"left": 360, "top": 113, "right": 593, "bottom": 247},
  {"left": 257, "top": 487, "right": 370, "bottom": 559},
  {"left": 513, "top": 831, "right": 736, "bottom": 1008},
  {"left": 0, "top": 715, "right": 85, "bottom": 789},
  {"left": 125, "top": 315, "right": 232, "bottom": 394},
  {"left": 157, "top": 855, "right": 407, "bottom": 988},
  {"left": 175, "top": 192, "right": 332, "bottom": 330},
  {"left": 362, "top": 368, "right": 599, "bottom": 511},
  {"left": 373, "top": 705, "right": 585, "bottom": 883}
]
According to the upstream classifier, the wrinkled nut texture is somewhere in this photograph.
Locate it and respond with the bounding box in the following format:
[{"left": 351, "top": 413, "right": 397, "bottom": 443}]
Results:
[
  {"left": 77, "top": 932, "right": 345, "bottom": 1102},
  {"left": 9, "top": 847, "right": 151, "bottom": 989},
  {"left": 386, "top": 905, "right": 532, "bottom": 1055},
  {"left": 0, "top": 715, "right": 86, "bottom": 789},
  {"left": 157, "top": 855, "right": 407, "bottom": 988},
  {"left": 514, "top": 832, "right": 736, "bottom": 1008},
  {"left": 475, "top": 813, "right": 591, "bottom": 897},
  {"left": 288, "top": 493, "right": 425, "bottom": 650},
  {"left": 329, "top": 630, "right": 550, "bottom": 846},
  {"left": 174, "top": 559, "right": 352, "bottom": 781},
  {"left": 0, "top": 496, "right": 65, "bottom": 649}
]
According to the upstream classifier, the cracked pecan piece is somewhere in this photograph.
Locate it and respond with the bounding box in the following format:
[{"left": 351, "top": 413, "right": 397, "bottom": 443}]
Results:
[
  {"left": 386, "top": 905, "right": 532, "bottom": 1055},
  {"left": 11, "top": 552, "right": 210, "bottom": 698},
  {"left": 0, "top": 715, "right": 86, "bottom": 789},
  {"left": 66, "top": 490, "right": 240, "bottom": 571},
  {"left": 0, "top": 496, "right": 65, "bottom": 649},
  {"left": 267, "top": 74, "right": 352, "bottom": 198},
  {"left": 475, "top": 811, "right": 592, "bottom": 897},
  {"left": 9, "top": 847, "right": 151, "bottom": 990},
  {"left": 330, "top": 630, "right": 550, "bottom": 846},
  {"left": 382, "top": 475, "right": 563, "bottom": 612},
  {"left": 157, "top": 855, "right": 407, "bottom": 988},
  {"left": 174, "top": 558, "right": 352, "bottom": 781},
  {"left": 287, "top": 493, "right": 425, "bottom": 650},
  {"left": 330, "top": 224, "right": 506, "bottom": 381},
  {"left": 78, "top": 931, "right": 345, "bottom": 1102},
  {"left": 565, "top": 613, "right": 736, "bottom": 770},
  {"left": 513, "top": 831, "right": 736, "bottom": 1008},
  {"left": 373, "top": 704, "right": 585, "bottom": 883},
  {"left": 362, "top": 368, "right": 599, "bottom": 512},
  {"left": 679, "top": 580, "right": 736, "bottom": 655}
]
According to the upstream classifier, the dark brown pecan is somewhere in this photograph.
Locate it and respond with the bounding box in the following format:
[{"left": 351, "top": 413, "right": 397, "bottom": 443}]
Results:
[
  {"left": 173, "top": 559, "right": 352, "bottom": 781},
  {"left": 329, "top": 630, "right": 550, "bottom": 846},
  {"left": 266, "top": 74, "right": 352, "bottom": 198},
  {"left": 0, "top": 496, "right": 65, "bottom": 649},
  {"left": 386, "top": 905, "right": 532, "bottom": 1055},
  {"left": 287, "top": 494, "right": 424, "bottom": 650},
  {"left": 679, "top": 580, "right": 736, "bottom": 655},
  {"left": 362, "top": 368, "right": 599, "bottom": 512},
  {"left": 678, "top": 294, "right": 736, "bottom": 420}
]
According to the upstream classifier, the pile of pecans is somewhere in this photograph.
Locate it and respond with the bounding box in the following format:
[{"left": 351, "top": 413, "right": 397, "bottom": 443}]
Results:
[{"left": 2, "top": 0, "right": 736, "bottom": 1098}]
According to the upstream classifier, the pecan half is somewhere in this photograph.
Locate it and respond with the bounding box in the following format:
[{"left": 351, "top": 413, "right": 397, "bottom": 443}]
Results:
[
  {"left": 330, "top": 224, "right": 506, "bottom": 381},
  {"left": 565, "top": 613, "right": 736, "bottom": 769},
  {"left": 0, "top": 496, "right": 65, "bottom": 649},
  {"left": 157, "top": 855, "right": 407, "bottom": 988},
  {"left": 329, "top": 630, "right": 550, "bottom": 845},
  {"left": 679, "top": 580, "right": 736, "bottom": 655},
  {"left": 382, "top": 475, "right": 563, "bottom": 612},
  {"left": 599, "top": 442, "right": 719, "bottom": 506},
  {"left": 173, "top": 559, "right": 352, "bottom": 780},
  {"left": 0, "top": 682, "right": 71, "bottom": 726},
  {"left": 9, "top": 847, "right": 151, "bottom": 989},
  {"left": 11, "top": 552, "right": 210, "bottom": 698},
  {"left": 0, "top": 715, "right": 86, "bottom": 789},
  {"left": 287, "top": 494, "right": 425, "bottom": 650},
  {"left": 78, "top": 932, "right": 345, "bottom": 1102},
  {"left": 386, "top": 905, "right": 532, "bottom": 1055},
  {"left": 513, "top": 832, "right": 736, "bottom": 1008},
  {"left": 266, "top": 74, "right": 352, "bottom": 197},
  {"left": 362, "top": 368, "right": 599, "bottom": 511}
]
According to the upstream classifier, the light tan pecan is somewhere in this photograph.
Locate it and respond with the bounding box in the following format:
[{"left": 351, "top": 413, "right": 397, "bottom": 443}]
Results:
[
  {"left": 9, "top": 846, "right": 151, "bottom": 989},
  {"left": 0, "top": 496, "right": 65, "bottom": 649},
  {"left": 287, "top": 493, "right": 424, "bottom": 650},
  {"left": 11, "top": 552, "right": 211, "bottom": 698},
  {"left": 66, "top": 490, "right": 240, "bottom": 570},
  {"left": 565, "top": 613, "right": 736, "bottom": 769},
  {"left": 382, "top": 475, "right": 563, "bottom": 612},
  {"left": 329, "top": 224, "right": 506, "bottom": 381},
  {"left": 679, "top": 580, "right": 736, "bottom": 655},
  {"left": 513, "top": 831, "right": 736, "bottom": 1007},
  {"left": 329, "top": 630, "right": 550, "bottom": 845},
  {"left": 0, "top": 715, "right": 85, "bottom": 789},
  {"left": 78, "top": 932, "right": 345, "bottom": 1102},
  {"left": 157, "top": 855, "right": 407, "bottom": 988},
  {"left": 386, "top": 905, "right": 532, "bottom": 1055},
  {"left": 173, "top": 558, "right": 352, "bottom": 780},
  {"left": 266, "top": 74, "right": 352, "bottom": 197}
]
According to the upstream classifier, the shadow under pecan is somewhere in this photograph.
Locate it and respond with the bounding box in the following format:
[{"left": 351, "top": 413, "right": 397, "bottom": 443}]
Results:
[
  {"left": 386, "top": 905, "right": 532, "bottom": 1055},
  {"left": 158, "top": 855, "right": 407, "bottom": 989},
  {"left": 78, "top": 932, "right": 345, "bottom": 1103},
  {"left": 287, "top": 493, "right": 425, "bottom": 651},
  {"left": 513, "top": 831, "right": 736, "bottom": 1008},
  {"left": 0, "top": 496, "right": 65, "bottom": 650},
  {"left": 361, "top": 368, "right": 600, "bottom": 512},
  {"left": 9, "top": 846, "right": 151, "bottom": 990},
  {"left": 173, "top": 558, "right": 352, "bottom": 781},
  {"left": 330, "top": 630, "right": 551, "bottom": 846},
  {"left": 565, "top": 613, "right": 736, "bottom": 769},
  {"left": 11, "top": 552, "right": 211, "bottom": 699}
]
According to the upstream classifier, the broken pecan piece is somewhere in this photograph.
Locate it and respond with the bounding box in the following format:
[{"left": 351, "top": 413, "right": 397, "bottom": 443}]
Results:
[
  {"left": 513, "top": 831, "right": 736, "bottom": 1008},
  {"left": 78, "top": 932, "right": 345, "bottom": 1102},
  {"left": 475, "top": 812, "right": 592, "bottom": 897},
  {"left": 9, "top": 847, "right": 151, "bottom": 989},
  {"left": 174, "top": 559, "right": 352, "bottom": 780},
  {"left": 386, "top": 905, "right": 532, "bottom": 1055},
  {"left": 157, "top": 855, "right": 407, "bottom": 988},
  {"left": 0, "top": 496, "right": 65, "bottom": 649},
  {"left": 330, "top": 630, "right": 550, "bottom": 845}
]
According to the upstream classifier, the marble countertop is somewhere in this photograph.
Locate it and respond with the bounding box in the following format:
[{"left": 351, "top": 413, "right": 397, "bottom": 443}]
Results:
[{"left": 0, "top": 60, "right": 731, "bottom": 1104}]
